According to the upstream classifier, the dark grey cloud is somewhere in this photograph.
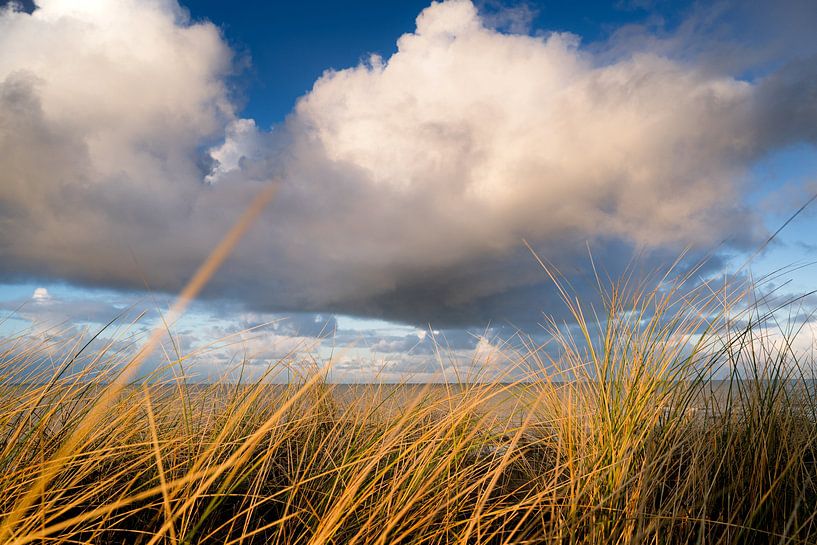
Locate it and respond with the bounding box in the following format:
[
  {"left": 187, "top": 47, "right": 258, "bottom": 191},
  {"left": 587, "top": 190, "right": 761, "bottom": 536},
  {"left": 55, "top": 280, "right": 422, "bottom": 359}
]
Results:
[
  {"left": 602, "top": 0, "right": 817, "bottom": 74},
  {"left": 752, "top": 57, "right": 817, "bottom": 148},
  {"left": 0, "top": 0, "right": 815, "bottom": 333},
  {"left": 235, "top": 312, "right": 338, "bottom": 338}
]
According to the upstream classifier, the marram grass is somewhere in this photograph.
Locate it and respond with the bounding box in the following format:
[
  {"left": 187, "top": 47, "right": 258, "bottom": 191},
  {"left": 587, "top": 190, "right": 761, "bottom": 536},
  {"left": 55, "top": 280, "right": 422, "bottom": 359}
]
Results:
[{"left": 0, "top": 275, "right": 816, "bottom": 544}]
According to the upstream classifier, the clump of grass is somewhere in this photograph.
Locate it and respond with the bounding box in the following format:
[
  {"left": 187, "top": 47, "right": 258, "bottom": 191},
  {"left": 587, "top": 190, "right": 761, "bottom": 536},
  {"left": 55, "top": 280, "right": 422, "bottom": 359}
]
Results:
[{"left": 0, "top": 270, "right": 815, "bottom": 544}]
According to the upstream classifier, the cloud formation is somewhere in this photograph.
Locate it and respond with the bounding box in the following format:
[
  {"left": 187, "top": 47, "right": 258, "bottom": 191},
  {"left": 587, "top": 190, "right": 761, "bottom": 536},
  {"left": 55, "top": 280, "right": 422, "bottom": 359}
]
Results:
[{"left": 1, "top": 0, "right": 816, "bottom": 328}]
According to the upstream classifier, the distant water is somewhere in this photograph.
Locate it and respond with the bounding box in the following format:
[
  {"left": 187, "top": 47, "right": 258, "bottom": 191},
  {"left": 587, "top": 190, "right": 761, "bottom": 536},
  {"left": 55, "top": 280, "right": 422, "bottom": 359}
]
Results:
[
  {"left": 6, "top": 379, "right": 815, "bottom": 433},
  {"left": 325, "top": 380, "right": 817, "bottom": 422}
]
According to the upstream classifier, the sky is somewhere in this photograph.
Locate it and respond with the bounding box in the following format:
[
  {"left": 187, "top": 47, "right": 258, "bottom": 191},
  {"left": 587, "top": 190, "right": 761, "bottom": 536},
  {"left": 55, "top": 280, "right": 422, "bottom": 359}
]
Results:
[{"left": 0, "top": 0, "right": 816, "bottom": 382}]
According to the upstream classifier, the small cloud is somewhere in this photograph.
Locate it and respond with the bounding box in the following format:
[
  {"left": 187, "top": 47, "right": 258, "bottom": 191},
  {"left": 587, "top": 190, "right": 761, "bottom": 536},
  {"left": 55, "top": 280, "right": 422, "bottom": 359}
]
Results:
[
  {"left": 478, "top": 0, "right": 538, "bottom": 34},
  {"left": 205, "top": 119, "right": 266, "bottom": 184},
  {"left": 31, "top": 287, "right": 50, "bottom": 302}
]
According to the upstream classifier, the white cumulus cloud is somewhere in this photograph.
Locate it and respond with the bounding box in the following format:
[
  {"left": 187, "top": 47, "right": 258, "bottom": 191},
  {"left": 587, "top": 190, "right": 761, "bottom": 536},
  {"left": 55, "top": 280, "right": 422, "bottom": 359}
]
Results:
[
  {"left": 31, "top": 287, "right": 50, "bottom": 301},
  {"left": 1, "top": 0, "right": 815, "bottom": 329}
]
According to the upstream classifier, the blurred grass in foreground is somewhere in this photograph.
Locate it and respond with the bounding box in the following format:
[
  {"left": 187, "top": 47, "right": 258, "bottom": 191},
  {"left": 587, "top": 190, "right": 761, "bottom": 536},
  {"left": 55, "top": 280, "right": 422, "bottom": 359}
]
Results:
[{"left": 0, "top": 269, "right": 815, "bottom": 544}]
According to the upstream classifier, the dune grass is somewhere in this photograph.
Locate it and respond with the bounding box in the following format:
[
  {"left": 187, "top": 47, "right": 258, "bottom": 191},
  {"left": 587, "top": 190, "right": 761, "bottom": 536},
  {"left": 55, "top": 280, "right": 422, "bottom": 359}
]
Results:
[{"left": 0, "top": 270, "right": 815, "bottom": 544}]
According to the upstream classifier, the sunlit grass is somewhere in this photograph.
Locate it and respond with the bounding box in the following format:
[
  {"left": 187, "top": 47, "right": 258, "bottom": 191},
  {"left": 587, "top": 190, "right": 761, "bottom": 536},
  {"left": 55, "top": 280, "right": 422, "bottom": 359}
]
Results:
[{"left": 0, "top": 269, "right": 815, "bottom": 544}]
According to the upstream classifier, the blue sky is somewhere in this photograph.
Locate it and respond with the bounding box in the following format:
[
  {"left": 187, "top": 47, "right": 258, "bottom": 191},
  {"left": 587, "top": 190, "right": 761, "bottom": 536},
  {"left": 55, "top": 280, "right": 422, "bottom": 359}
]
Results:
[{"left": 0, "top": 0, "right": 815, "bottom": 381}]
